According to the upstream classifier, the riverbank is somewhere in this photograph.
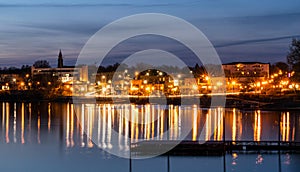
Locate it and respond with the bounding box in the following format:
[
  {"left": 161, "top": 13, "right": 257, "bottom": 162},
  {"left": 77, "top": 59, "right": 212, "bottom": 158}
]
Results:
[{"left": 1, "top": 90, "right": 300, "bottom": 110}]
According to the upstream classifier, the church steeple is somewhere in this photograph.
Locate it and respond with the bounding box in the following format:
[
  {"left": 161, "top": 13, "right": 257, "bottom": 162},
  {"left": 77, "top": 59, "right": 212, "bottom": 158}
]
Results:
[{"left": 58, "top": 49, "right": 63, "bottom": 68}]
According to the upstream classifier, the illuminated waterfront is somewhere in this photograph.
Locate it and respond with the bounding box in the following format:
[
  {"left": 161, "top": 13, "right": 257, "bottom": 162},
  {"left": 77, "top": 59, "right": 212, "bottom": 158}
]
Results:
[{"left": 0, "top": 101, "right": 299, "bottom": 171}]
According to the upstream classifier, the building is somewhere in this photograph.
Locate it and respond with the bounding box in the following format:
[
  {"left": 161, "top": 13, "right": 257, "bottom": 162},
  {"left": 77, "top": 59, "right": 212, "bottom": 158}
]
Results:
[
  {"left": 129, "top": 70, "right": 179, "bottom": 95},
  {"left": 222, "top": 62, "right": 270, "bottom": 92},
  {"left": 0, "top": 73, "right": 27, "bottom": 90},
  {"left": 31, "top": 50, "right": 89, "bottom": 84},
  {"left": 58, "top": 49, "right": 63, "bottom": 68},
  {"left": 31, "top": 66, "right": 88, "bottom": 83},
  {"left": 223, "top": 62, "right": 270, "bottom": 82}
]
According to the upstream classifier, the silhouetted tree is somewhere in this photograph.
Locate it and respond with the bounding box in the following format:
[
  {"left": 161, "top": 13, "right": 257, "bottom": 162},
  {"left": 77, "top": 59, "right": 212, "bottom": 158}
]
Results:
[
  {"left": 270, "top": 62, "right": 289, "bottom": 74},
  {"left": 33, "top": 60, "right": 51, "bottom": 68},
  {"left": 287, "top": 38, "right": 300, "bottom": 67},
  {"left": 291, "top": 62, "right": 300, "bottom": 82},
  {"left": 286, "top": 39, "right": 300, "bottom": 82}
]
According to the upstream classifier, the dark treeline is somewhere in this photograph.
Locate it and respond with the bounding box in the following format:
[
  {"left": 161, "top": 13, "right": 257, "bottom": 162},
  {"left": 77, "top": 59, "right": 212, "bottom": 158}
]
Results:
[{"left": 0, "top": 65, "right": 31, "bottom": 75}]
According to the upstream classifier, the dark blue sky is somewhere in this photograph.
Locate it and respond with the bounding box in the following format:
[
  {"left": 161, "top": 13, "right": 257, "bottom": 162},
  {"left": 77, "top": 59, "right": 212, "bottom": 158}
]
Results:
[{"left": 0, "top": 0, "right": 300, "bottom": 67}]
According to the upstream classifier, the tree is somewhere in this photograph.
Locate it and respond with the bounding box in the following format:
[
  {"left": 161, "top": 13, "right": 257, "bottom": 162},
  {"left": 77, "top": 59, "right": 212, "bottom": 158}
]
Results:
[
  {"left": 270, "top": 62, "right": 289, "bottom": 74},
  {"left": 286, "top": 39, "right": 300, "bottom": 82},
  {"left": 290, "top": 61, "right": 300, "bottom": 82},
  {"left": 275, "top": 62, "right": 289, "bottom": 72},
  {"left": 33, "top": 60, "right": 51, "bottom": 68},
  {"left": 287, "top": 38, "right": 300, "bottom": 67}
]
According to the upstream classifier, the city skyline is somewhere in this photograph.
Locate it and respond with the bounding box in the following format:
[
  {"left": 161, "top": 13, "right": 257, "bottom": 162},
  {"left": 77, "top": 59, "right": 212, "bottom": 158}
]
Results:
[
  {"left": 1, "top": 2, "right": 300, "bottom": 172},
  {"left": 0, "top": 0, "right": 300, "bottom": 67}
]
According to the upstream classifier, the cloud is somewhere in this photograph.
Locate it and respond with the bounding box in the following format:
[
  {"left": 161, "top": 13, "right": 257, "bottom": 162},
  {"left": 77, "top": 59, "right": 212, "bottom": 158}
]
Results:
[
  {"left": 1, "top": 1, "right": 300, "bottom": 67},
  {"left": 215, "top": 35, "right": 300, "bottom": 48}
]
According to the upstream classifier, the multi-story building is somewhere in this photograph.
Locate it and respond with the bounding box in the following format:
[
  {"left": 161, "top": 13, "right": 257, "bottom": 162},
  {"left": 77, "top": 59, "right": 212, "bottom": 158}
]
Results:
[
  {"left": 31, "top": 50, "right": 89, "bottom": 84},
  {"left": 222, "top": 62, "right": 270, "bottom": 92},
  {"left": 0, "top": 73, "right": 27, "bottom": 90},
  {"left": 223, "top": 62, "right": 270, "bottom": 81}
]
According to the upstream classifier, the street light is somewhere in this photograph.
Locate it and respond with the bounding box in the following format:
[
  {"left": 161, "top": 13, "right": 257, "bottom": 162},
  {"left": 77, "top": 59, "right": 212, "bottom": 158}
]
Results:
[
  {"left": 231, "top": 81, "right": 236, "bottom": 93},
  {"left": 256, "top": 82, "right": 261, "bottom": 87}
]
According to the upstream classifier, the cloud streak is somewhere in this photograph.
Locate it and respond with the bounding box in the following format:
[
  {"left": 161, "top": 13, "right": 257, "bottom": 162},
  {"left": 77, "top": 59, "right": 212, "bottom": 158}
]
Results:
[
  {"left": 215, "top": 35, "right": 300, "bottom": 48},
  {"left": 0, "top": 1, "right": 300, "bottom": 67}
]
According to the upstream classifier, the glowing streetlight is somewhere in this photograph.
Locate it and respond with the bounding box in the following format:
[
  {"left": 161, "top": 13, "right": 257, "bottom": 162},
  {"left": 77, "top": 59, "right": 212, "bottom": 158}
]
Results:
[
  {"left": 256, "top": 82, "right": 261, "bottom": 87},
  {"left": 231, "top": 81, "right": 236, "bottom": 93},
  {"left": 145, "top": 87, "right": 150, "bottom": 91},
  {"left": 192, "top": 85, "right": 198, "bottom": 90},
  {"left": 217, "top": 81, "right": 223, "bottom": 86}
]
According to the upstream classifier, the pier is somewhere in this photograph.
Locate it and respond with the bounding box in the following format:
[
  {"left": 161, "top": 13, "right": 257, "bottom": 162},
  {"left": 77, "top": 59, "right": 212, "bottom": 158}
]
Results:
[{"left": 131, "top": 141, "right": 300, "bottom": 156}]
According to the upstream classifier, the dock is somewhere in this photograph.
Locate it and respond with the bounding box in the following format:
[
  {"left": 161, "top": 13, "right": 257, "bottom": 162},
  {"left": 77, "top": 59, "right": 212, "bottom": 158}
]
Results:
[{"left": 131, "top": 141, "right": 300, "bottom": 156}]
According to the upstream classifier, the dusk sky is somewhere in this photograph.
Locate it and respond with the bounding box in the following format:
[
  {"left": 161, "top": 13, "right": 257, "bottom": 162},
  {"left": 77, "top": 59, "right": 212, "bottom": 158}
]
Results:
[{"left": 0, "top": 0, "right": 300, "bottom": 67}]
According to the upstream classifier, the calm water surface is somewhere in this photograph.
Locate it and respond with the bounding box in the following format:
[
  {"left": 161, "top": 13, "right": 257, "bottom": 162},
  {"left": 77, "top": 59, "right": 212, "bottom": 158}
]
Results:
[{"left": 0, "top": 102, "right": 299, "bottom": 172}]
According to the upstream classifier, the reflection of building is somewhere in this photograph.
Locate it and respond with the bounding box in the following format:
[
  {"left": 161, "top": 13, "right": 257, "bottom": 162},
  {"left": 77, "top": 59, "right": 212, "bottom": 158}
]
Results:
[
  {"left": 223, "top": 62, "right": 270, "bottom": 81},
  {"left": 31, "top": 50, "right": 88, "bottom": 83}
]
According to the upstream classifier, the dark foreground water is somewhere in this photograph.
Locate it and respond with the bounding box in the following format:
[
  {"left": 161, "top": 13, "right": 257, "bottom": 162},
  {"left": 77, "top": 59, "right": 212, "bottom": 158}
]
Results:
[{"left": 0, "top": 101, "right": 299, "bottom": 172}]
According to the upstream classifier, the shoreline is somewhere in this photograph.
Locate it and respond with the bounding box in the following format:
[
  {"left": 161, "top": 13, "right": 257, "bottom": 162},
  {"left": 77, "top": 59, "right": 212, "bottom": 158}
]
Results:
[{"left": 1, "top": 91, "right": 300, "bottom": 110}]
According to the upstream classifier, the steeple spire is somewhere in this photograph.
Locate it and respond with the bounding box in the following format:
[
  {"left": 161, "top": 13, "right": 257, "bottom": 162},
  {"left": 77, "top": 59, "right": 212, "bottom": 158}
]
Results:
[{"left": 58, "top": 49, "right": 63, "bottom": 68}]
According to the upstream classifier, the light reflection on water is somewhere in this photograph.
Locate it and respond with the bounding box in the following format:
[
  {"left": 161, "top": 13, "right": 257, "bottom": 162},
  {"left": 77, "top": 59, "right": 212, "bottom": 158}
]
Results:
[{"left": 0, "top": 101, "right": 299, "bottom": 172}]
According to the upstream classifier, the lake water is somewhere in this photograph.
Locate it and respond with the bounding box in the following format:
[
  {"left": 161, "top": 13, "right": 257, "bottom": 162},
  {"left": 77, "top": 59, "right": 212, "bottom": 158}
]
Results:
[{"left": 0, "top": 101, "right": 299, "bottom": 172}]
